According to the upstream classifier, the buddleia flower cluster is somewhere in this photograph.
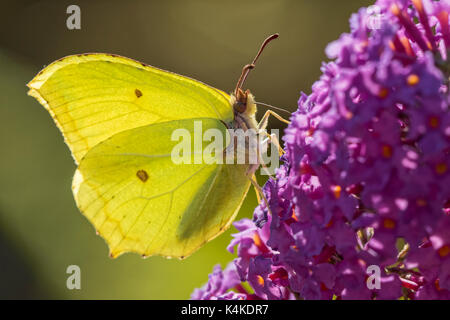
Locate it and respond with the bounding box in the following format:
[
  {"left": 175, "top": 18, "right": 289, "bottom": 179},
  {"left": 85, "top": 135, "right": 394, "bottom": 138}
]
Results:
[{"left": 192, "top": 0, "right": 449, "bottom": 300}]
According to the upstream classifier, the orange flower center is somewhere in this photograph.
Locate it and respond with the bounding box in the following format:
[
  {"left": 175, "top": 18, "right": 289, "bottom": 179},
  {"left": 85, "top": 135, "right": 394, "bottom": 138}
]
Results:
[
  {"left": 416, "top": 198, "right": 427, "bottom": 207},
  {"left": 435, "top": 163, "right": 448, "bottom": 175},
  {"left": 332, "top": 185, "right": 342, "bottom": 199},
  {"left": 383, "top": 218, "right": 396, "bottom": 229},
  {"left": 382, "top": 145, "right": 393, "bottom": 158},
  {"left": 407, "top": 74, "right": 420, "bottom": 86},
  {"left": 378, "top": 88, "right": 389, "bottom": 98},
  {"left": 428, "top": 116, "right": 439, "bottom": 128},
  {"left": 291, "top": 208, "right": 299, "bottom": 222},
  {"left": 438, "top": 245, "right": 450, "bottom": 258},
  {"left": 253, "top": 232, "right": 263, "bottom": 248},
  {"left": 256, "top": 275, "right": 265, "bottom": 286}
]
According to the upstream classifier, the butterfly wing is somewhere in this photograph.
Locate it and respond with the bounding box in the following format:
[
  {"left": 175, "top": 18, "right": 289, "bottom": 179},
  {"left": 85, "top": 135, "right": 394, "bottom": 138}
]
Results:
[
  {"left": 27, "top": 54, "right": 233, "bottom": 163},
  {"left": 73, "top": 118, "right": 251, "bottom": 258}
]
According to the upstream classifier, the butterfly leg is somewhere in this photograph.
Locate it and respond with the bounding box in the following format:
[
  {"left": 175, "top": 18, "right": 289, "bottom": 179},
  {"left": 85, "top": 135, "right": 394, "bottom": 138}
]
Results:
[
  {"left": 262, "top": 131, "right": 284, "bottom": 157},
  {"left": 259, "top": 156, "right": 276, "bottom": 177},
  {"left": 257, "top": 110, "right": 290, "bottom": 131},
  {"left": 257, "top": 110, "right": 289, "bottom": 157},
  {"left": 246, "top": 171, "right": 272, "bottom": 216},
  {"left": 252, "top": 179, "right": 261, "bottom": 203}
]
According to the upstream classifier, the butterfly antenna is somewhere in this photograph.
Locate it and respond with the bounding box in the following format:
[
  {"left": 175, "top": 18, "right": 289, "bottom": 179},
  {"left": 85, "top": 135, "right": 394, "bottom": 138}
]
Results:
[
  {"left": 255, "top": 101, "right": 292, "bottom": 115},
  {"left": 234, "top": 33, "right": 279, "bottom": 96}
]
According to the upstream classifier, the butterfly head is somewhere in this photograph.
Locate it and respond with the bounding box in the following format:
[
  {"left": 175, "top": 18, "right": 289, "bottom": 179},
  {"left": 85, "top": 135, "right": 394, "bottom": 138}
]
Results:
[{"left": 231, "top": 88, "right": 257, "bottom": 117}]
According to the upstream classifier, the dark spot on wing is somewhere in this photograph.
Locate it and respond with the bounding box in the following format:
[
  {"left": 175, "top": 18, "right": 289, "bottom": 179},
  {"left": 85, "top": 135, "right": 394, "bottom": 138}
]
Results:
[
  {"left": 135, "top": 89, "right": 143, "bottom": 98},
  {"left": 136, "top": 169, "right": 149, "bottom": 182}
]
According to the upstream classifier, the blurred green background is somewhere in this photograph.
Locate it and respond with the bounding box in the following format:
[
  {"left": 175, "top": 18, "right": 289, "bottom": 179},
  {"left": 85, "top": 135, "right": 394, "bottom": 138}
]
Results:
[{"left": 0, "top": 0, "right": 372, "bottom": 299}]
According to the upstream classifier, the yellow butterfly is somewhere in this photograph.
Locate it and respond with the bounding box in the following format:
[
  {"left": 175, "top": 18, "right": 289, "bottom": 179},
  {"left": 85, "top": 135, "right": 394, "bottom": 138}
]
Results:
[{"left": 27, "top": 34, "right": 288, "bottom": 259}]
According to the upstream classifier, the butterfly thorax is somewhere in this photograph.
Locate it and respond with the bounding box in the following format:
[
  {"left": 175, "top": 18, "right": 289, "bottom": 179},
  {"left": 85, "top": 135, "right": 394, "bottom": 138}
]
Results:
[
  {"left": 222, "top": 88, "right": 262, "bottom": 165},
  {"left": 230, "top": 88, "right": 258, "bottom": 131}
]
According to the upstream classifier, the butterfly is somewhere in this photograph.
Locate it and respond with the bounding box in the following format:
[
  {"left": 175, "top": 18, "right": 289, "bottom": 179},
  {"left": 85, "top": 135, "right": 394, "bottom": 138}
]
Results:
[{"left": 27, "top": 34, "right": 289, "bottom": 259}]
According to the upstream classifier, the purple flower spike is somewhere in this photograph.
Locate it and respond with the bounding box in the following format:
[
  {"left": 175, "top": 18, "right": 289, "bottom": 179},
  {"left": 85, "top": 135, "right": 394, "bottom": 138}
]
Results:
[
  {"left": 191, "top": 263, "right": 245, "bottom": 300},
  {"left": 193, "top": 0, "right": 449, "bottom": 300}
]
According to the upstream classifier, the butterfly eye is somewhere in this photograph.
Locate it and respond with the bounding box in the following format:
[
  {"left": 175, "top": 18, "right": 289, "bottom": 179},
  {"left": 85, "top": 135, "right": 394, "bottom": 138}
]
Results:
[{"left": 234, "top": 101, "right": 246, "bottom": 113}]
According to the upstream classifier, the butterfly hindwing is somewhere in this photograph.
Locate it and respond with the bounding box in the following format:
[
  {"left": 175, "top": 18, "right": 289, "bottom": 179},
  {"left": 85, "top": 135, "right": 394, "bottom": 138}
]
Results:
[{"left": 73, "top": 118, "right": 251, "bottom": 258}]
